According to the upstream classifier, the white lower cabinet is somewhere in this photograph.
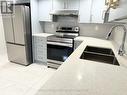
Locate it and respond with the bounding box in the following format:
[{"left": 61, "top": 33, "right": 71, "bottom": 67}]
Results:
[
  {"left": 74, "top": 40, "right": 83, "bottom": 50},
  {"left": 32, "top": 35, "right": 47, "bottom": 64}
]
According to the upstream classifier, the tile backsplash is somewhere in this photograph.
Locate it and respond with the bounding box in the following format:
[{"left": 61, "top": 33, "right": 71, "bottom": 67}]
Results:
[
  {"left": 40, "top": 20, "right": 127, "bottom": 54},
  {"left": 41, "top": 21, "right": 113, "bottom": 39},
  {"left": 79, "top": 23, "right": 113, "bottom": 39},
  {"left": 40, "top": 16, "right": 79, "bottom": 34}
]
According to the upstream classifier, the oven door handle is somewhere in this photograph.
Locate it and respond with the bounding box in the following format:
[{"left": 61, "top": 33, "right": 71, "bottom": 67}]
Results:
[{"left": 47, "top": 42, "right": 73, "bottom": 48}]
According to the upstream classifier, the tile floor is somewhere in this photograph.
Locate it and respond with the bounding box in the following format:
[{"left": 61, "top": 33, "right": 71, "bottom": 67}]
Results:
[{"left": 0, "top": 55, "right": 56, "bottom": 95}]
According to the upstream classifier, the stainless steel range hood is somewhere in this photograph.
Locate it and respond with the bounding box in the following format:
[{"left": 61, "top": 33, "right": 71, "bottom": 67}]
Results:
[
  {"left": 50, "top": 9, "right": 79, "bottom": 16},
  {"left": 15, "top": 0, "right": 30, "bottom": 4}
]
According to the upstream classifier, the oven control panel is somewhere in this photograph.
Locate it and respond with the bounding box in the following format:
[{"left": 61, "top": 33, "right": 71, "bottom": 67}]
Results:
[{"left": 57, "top": 26, "right": 80, "bottom": 33}]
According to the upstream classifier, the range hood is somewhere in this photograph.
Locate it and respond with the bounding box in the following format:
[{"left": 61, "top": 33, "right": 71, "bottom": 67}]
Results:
[
  {"left": 50, "top": 9, "right": 79, "bottom": 16},
  {"left": 15, "top": 0, "right": 30, "bottom": 4}
]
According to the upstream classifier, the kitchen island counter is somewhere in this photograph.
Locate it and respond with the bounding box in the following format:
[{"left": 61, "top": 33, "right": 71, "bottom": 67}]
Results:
[{"left": 35, "top": 37, "right": 127, "bottom": 95}]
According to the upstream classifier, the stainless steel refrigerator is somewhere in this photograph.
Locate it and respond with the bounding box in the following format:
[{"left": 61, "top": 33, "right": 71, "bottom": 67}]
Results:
[{"left": 2, "top": 5, "right": 32, "bottom": 65}]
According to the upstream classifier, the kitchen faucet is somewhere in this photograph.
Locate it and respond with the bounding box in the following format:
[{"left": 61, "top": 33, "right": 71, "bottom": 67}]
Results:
[{"left": 106, "top": 24, "right": 127, "bottom": 56}]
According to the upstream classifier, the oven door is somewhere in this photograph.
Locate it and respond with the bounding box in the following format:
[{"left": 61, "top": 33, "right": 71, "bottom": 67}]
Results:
[{"left": 47, "top": 42, "right": 73, "bottom": 65}]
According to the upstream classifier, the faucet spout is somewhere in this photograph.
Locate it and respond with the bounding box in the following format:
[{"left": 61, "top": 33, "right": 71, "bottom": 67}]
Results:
[
  {"left": 118, "top": 26, "right": 127, "bottom": 56},
  {"left": 106, "top": 24, "right": 127, "bottom": 56},
  {"left": 106, "top": 25, "right": 117, "bottom": 40}
]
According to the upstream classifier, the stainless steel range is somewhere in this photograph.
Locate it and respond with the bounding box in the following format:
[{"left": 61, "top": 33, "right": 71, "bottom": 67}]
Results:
[{"left": 47, "top": 26, "right": 79, "bottom": 69}]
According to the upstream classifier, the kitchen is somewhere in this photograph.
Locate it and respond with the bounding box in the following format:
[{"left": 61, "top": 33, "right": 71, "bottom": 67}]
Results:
[{"left": 0, "top": 0, "right": 127, "bottom": 95}]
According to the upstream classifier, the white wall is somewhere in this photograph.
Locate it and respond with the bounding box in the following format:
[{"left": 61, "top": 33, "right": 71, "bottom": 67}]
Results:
[
  {"left": 43, "top": 21, "right": 113, "bottom": 39},
  {"left": 30, "top": 0, "right": 43, "bottom": 34},
  {"left": 0, "top": 12, "right": 7, "bottom": 56},
  {"left": 79, "top": 23, "right": 113, "bottom": 39}
]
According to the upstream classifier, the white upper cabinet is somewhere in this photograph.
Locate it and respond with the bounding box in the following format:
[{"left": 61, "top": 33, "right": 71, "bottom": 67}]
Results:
[
  {"left": 79, "top": 0, "right": 105, "bottom": 23},
  {"left": 109, "top": 0, "right": 127, "bottom": 21},
  {"left": 52, "top": 0, "right": 80, "bottom": 10},
  {"left": 38, "top": 0, "right": 106, "bottom": 23},
  {"left": 38, "top": 0, "right": 80, "bottom": 21},
  {"left": 67, "top": 0, "right": 80, "bottom": 10},
  {"left": 52, "top": 0, "right": 65, "bottom": 10},
  {"left": 79, "top": 0, "right": 92, "bottom": 23},
  {"left": 38, "top": 0, "right": 52, "bottom": 21},
  {"left": 91, "top": 0, "right": 105, "bottom": 23}
]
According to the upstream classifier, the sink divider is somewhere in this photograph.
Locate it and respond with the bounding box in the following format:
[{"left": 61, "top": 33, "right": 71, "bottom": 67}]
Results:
[{"left": 84, "top": 51, "right": 114, "bottom": 57}]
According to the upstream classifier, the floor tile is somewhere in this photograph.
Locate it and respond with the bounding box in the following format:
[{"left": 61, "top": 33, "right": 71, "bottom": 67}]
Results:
[{"left": 0, "top": 55, "right": 56, "bottom": 95}]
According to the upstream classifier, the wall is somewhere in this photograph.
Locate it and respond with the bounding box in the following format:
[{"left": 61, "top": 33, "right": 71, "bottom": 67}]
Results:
[
  {"left": 79, "top": 23, "right": 113, "bottom": 39},
  {"left": 30, "top": 0, "right": 43, "bottom": 34},
  {"left": 0, "top": 10, "right": 7, "bottom": 56},
  {"left": 42, "top": 21, "right": 113, "bottom": 39},
  {"left": 41, "top": 16, "right": 79, "bottom": 34},
  {"left": 43, "top": 21, "right": 127, "bottom": 54}
]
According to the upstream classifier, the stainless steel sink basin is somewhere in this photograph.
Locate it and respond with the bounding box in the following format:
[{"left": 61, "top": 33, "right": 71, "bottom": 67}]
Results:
[
  {"left": 85, "top": 46, "right": 115, "bottom": 55},
  {"left": 80, "top": 46, "right": 120, "bottom": 66}
]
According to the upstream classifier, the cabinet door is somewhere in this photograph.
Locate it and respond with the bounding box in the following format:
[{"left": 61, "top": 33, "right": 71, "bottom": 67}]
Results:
[
  {"left": 53, "top": 0, "right": 80, "bottom": 10},
  {"left": 33, "top": 36, "right": 47, "bottom": 63},
  {"left": 53, "top": 0, "right": 65, "bottom": 10},
  {"left": 79, "top": 0, "right": 92, "bottom": 23},
  {"left": 7, "top": 43, "right": 28, "bottom": 65},
  {"left": 67, "top": 0, "right": 80, "bottom": 10},
  {"left": 91, "top": 0, "right": 105, "bottom": 23},
  {"left": 109, "top": 0, "right": 127, "bottom": 21},
  {"left": 74, "top": 40, "right": 83, "bottom": 50},
  {"left": 38, "top": 0, "right": 52, "bottom": 21}
]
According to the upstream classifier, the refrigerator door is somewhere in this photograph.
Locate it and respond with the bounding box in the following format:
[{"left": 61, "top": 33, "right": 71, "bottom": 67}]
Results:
[
  {"left": 2, "top": 15, "right": 14, "bottom": 43},
  {"left": 6, "top": 43, "right": 29, "bottom": 65},
  {"left": 12, "top": 6, "right": 26, "bottom": 45}
]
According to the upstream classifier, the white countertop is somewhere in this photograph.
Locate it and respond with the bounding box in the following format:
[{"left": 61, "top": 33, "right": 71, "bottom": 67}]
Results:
[
  {"left": 32, "top": 33, "right": 54, "bottom": 37},
  {"left": 35, "top": 37, "right": 127, "bottom": 95}
]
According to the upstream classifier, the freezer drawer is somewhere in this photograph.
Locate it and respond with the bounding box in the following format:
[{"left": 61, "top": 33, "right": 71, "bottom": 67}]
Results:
[{"left": 6, "top": 43, "right": 30, "bottom": 65}]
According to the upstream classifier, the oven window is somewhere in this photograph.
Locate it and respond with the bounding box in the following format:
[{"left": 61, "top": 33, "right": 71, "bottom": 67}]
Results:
[{"left": 47, "top": 44, "right": 73, "bottom": 62}]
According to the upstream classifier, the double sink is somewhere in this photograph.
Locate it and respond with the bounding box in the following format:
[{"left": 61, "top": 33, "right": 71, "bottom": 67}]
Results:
[{"left": 80, "top": 46, "right": 120, "bottom": 66}]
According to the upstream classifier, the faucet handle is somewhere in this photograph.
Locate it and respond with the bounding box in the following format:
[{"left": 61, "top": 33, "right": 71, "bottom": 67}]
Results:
[
  {"left": 106, "top": 31, "right": 112, "bottom": 40},
  {"left": 118, "top": 45, "right": 125, "bottom": 56}
]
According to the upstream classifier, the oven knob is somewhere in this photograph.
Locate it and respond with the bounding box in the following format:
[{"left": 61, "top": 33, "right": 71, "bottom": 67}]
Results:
[{"left": 75, "top": 27, "right": 80, "bottom": 32}]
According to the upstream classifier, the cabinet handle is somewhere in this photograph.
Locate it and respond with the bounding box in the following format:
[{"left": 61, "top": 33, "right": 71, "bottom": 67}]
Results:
[
  {"left": 102, "top": 10, "right": 106, "bottom": 20},
  {"left": 64, "top": 1, "right": 66, "bottom": 9},
  {"left": 64, "top": 0, "right": 68, "bottom": 9},
  {"left": 90, "top": 14, "right": 93, "bottom": 23}
]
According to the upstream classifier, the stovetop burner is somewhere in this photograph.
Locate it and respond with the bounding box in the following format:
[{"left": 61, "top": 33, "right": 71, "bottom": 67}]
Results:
[
  {"left": 48, "top": 26, "right": 79, "bottom": 43},
  {"left": 54, "top": 35, "right": 76, "bottom": 39}
]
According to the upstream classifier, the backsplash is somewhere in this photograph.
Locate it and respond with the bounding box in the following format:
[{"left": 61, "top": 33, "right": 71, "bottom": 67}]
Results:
[
  {"left": 79, "top": 23, "right": 113, "bottom": 39},
  {"left": 40, "top": 16, "right": 78, "bottom": 34},
  {"left": 41, "top": 21, "right": 113, "bottom": 39},
  {"left": 40, "top": 20, "right": 127, "bottom": 54}
]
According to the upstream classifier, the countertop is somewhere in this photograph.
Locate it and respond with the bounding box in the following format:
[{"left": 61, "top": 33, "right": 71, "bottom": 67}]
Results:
[
  {"left": 35, "top": 37, "right": 127, "bottom": 95},
  {"left": 32, "top": 33, "right": 54, "bottom": 37}
]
